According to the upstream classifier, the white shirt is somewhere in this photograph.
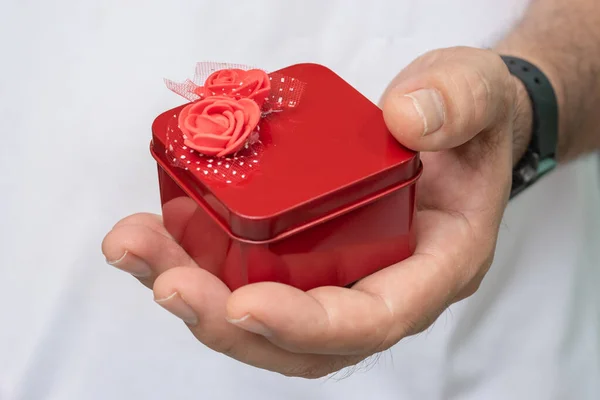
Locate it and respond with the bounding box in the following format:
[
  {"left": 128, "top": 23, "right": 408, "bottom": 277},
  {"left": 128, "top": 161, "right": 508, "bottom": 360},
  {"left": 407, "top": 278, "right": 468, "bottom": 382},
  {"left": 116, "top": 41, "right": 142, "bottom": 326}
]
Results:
[{"left": 1, "top": 1, "right": 599, "bottom": 399}]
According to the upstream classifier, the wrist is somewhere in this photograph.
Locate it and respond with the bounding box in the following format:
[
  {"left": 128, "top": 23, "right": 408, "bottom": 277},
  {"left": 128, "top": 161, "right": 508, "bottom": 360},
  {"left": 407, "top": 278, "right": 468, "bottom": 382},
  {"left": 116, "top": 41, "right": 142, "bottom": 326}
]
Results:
[
  {"left": 494, "top": 43, "right": 569, "bottom": 161},
  {"left": 497, "top": 52, "right": 563, "bottom": 199}
]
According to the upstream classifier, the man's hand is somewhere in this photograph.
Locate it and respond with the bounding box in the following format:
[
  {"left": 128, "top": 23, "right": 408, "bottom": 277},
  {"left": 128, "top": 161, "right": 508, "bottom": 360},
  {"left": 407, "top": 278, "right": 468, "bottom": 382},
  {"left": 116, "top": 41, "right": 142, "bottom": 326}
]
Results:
[{"left": 102, "top": 47, "right": 532, "bottom": 378}]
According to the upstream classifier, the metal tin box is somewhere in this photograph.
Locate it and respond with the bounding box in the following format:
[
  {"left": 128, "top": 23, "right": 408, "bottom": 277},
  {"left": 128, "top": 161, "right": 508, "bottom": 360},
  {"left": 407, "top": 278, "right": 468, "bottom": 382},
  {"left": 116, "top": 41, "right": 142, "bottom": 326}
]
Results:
[{"left": 151, "top": 63, "right": 421, "bottom": 291}]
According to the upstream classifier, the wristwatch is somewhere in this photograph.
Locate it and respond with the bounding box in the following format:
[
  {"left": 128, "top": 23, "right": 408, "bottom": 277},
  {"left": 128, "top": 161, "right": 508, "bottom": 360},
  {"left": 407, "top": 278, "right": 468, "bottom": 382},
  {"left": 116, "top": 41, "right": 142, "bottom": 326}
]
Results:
[{"left": 500, "top": 55, "right": 559, "bottom": 199}]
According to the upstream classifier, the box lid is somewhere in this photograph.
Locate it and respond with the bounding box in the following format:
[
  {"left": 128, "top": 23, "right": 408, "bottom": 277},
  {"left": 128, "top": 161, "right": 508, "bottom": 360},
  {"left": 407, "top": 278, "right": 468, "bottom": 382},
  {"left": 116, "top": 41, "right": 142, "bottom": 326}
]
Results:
[{"left": 152, "top": 63, "right": 420, "bottom": 242}]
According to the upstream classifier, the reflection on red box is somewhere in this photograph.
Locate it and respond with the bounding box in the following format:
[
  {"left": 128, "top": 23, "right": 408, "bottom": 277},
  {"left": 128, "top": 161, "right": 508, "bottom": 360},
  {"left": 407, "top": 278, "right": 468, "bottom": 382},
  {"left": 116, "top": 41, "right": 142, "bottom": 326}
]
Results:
[{"left": 152, "top": 63, "right": 421, "bottom": 291}]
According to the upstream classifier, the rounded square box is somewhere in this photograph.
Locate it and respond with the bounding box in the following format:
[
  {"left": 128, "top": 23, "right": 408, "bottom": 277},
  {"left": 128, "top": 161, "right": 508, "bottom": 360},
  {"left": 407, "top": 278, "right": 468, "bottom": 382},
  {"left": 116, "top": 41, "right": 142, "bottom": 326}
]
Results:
[{"left": 151, "top": 63, "right": 421, "bottom": 291}]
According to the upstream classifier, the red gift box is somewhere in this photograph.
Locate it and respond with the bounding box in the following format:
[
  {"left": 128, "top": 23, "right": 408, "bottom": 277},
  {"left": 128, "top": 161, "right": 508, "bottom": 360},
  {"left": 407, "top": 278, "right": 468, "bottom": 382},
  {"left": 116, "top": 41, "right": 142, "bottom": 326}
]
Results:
[{"left": 151, "top": 63, "right": 421, "bottom": 291}]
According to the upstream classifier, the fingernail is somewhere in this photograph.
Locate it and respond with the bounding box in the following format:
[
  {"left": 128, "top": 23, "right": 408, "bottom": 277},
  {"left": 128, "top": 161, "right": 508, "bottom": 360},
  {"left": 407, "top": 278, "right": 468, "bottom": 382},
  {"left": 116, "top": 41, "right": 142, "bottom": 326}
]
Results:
[
  {"left": 106, "top": 250, "right": 152, "bottom": 278},
  {"left": 155, "top": 292, "right": 198, "bottom": 326},
  {"left": 404, "top": 89, "right": 445, "bottom": 135},
  {"left": 226, "top": 314, "right": 272, "bottom": 337}
]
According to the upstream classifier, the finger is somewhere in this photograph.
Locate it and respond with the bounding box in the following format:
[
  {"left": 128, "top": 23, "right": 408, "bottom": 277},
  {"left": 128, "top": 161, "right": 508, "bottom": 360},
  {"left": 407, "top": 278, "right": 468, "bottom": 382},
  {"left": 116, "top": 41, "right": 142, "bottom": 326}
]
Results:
[
  {"left": 226, "top": 209, "right": 480, "bottom": 356},
  {"left": 381, "top": 47, "right": 513, "bottom": 151},
  {"left": 102, "top": 222, "right": 196, "bottom": 286},
  {"left": 153, "top": 267, "right": 360, "bottom": 378}
]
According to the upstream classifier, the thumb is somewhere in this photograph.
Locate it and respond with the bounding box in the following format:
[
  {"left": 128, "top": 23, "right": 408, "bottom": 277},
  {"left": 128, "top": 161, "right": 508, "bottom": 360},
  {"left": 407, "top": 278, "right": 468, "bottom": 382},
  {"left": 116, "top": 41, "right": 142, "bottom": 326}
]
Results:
[{"left": 381, "top": 47, "right": 513, "bottom": 152}]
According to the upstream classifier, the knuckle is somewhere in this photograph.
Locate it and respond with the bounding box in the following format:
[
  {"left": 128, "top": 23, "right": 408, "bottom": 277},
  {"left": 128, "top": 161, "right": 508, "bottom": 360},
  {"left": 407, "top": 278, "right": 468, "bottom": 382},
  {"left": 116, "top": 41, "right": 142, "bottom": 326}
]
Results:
[
  {"left": 400, "top": 310, "right": 439, "bottom": 337},
  {"left": 433, "top": 48, "right": 509, "bottom": 131},
  {"left": 452, "top": 67, "right": 493, "bottom": 131},
  {"left": 371, "top": 300, "right": 398, "bottom": 353},
  {"left": 347, "top": 288, "right": 399, "bottom": 353}
]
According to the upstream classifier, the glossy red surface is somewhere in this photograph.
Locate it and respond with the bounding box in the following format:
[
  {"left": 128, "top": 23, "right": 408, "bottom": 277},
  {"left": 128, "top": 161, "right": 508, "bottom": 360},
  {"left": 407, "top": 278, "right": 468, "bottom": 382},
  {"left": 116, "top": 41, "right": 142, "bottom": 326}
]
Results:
[{"left": 151, "top": 63, "right": 421, "bottom": 290}]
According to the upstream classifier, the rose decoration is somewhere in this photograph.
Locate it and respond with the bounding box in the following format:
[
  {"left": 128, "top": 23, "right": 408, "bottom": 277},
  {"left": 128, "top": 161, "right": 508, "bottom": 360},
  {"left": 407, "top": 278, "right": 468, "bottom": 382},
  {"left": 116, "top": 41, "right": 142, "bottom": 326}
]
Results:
[
  {"left": 165, "top": 63, "right": 305, "bottom": 181},
  {"left": 178, "top": 96, "right": 261, "bottom": 157},
  {"left": 194, "top": 69, "right": 271, "bottom": 108}
]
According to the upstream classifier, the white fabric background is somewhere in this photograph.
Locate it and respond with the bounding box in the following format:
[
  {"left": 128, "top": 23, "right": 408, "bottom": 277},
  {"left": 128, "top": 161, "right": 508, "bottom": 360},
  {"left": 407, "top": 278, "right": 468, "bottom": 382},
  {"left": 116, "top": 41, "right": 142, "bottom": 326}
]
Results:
[{"left": 1, "top": 1, "right": 599, "bottom": 399}]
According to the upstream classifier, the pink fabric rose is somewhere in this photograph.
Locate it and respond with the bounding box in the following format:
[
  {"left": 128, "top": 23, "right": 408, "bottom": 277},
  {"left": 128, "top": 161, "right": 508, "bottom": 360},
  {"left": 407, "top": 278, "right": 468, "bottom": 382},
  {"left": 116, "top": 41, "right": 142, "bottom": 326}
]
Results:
[
  {"left": 178, "top": 96, "right": 261, "bottom": 157},
  {"left": 194, "top": 69, "right": 271, "bottom": 108}
]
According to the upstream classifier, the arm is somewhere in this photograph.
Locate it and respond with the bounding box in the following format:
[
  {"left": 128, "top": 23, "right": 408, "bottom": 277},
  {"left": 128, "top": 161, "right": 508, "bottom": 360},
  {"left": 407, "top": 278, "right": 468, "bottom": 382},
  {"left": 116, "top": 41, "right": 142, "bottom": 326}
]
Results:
[{"left": 496, "top": 0, "right": 600, "bottom": 163}]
